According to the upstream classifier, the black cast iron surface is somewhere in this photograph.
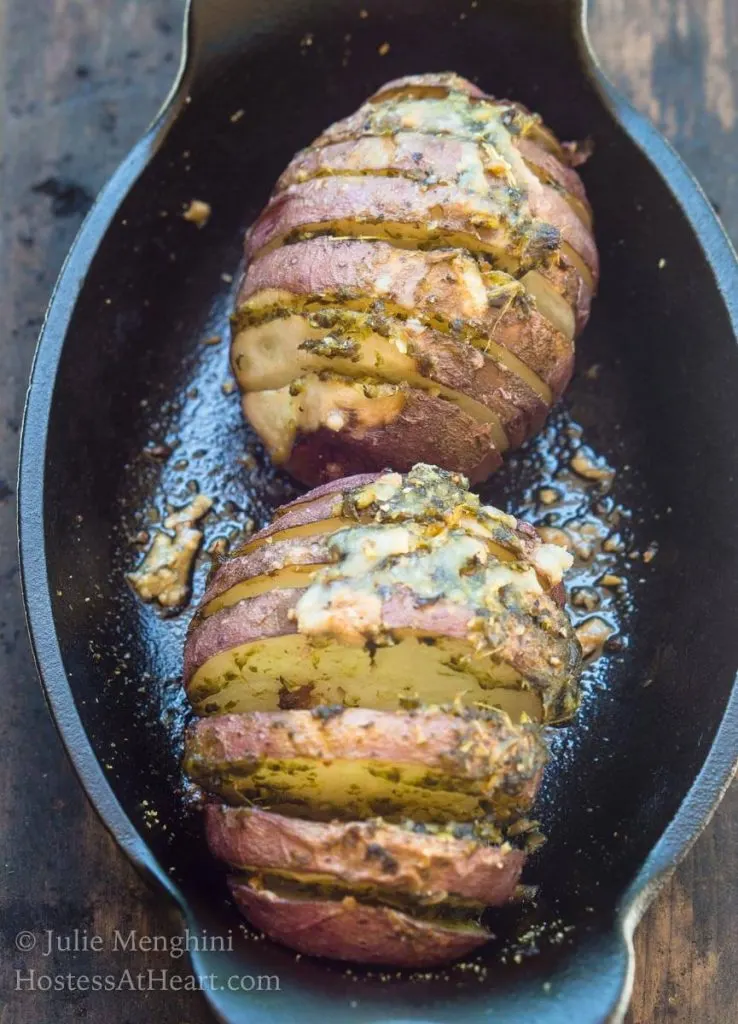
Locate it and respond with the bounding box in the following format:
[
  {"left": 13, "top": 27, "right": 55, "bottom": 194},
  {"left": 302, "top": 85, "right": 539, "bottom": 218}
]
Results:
[{"left": 18, "top": 0, "right": 738, "bottom": 1021}]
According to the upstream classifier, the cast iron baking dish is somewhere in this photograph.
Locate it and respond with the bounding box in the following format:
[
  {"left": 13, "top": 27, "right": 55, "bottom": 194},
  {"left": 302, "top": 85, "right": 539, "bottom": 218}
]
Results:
[{"left": 18, "top": 0, "right": 738, "bottom": 1021}]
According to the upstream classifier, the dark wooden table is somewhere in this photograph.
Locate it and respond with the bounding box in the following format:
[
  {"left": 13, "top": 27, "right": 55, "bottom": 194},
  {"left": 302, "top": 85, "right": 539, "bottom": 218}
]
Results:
[{"left": 0, "top": 2, "right": 736, "bottom": 1021}]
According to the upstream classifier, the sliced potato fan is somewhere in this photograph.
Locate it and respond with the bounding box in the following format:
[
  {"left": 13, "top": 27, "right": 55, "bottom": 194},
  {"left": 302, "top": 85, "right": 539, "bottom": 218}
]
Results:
[
  {"left": 246, "top": 176, "right": 561, "bottom": 273},
  {"left": 237, "top": 239, "right": 577, "bottom": 397},
  {"left": 233, "top": 72, "right": 596, "bottom": 485}
]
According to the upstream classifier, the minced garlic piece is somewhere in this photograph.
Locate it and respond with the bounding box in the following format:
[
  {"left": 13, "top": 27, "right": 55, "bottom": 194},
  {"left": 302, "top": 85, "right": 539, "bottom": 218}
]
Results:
[
  {"left": 575, "top": 616, "right": 613, "bottom": 660},
  {"left": 182, "top": 199, "right": 211, "bottom": 227},
  {"left": 127, "top": 495, "right": 212, "bottom": 609}
]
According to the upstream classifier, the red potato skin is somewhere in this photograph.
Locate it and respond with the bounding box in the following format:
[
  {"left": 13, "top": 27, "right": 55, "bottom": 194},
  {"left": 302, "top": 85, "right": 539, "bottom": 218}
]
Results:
[
  {"left": 272, "top": 472, "right": 378, "bottom": 513},
  {"left": 186, "top": 708, "right": 546, "bottom": 811},
  {"left": 479, "top": 294, "right": 574, "bottom": 400},
  {"left": 516, "top": 137, "right": 591, "bottom": 207},
  {"left": 245, "top": 176, "right": 559, "bottom": 269},
  {"left": 184, "top": 587, "right": 296, "bottom": 685},
  {"left": 278, "top": 386, "right": 503, "bottom": 487},
  {"left": 539, "top": 259, "right": 593, "bottom": 335},
  {"left": 369, "top": 72, "right": 487, "bottom": 102},
  {"left": 201, "top": 535, "right": 331, "bottom": 609},
  {"left": 376, "top": 587, "right": 580, "bottom": 710},
  {"left": 400, "top": 325, "right": 549, "bottom": 448},
  {"left": 276, "top": 133, "right": 490, "bottom": 192},
  {"left": 235, "top": 491, "right": 345, "bottom": 550},
  {"left": 230, "top": 882, "right": 489, "bottom": 967},
  {"left": 205, "top": 805, "right": 525, "bottom": 906},
  {"left": 220, "top": 475, "right": 376, "bottom": 561},
  {"left": 516, "top": 164, "right": 598, "bottom": 280},
  {"left": 238, "top": 239, "right": 573, "bottom": 396}
]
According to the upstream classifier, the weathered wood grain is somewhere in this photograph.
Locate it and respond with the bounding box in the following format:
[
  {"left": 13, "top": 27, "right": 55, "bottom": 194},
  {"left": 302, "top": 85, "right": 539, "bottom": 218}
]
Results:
[
  {"left": 590, "top": 0, "right": 738, "bottom": 239},
  {"left": 0, "top": 1, "right": 735, "bottom": 1022},
  {"left": 0, "top": 5, "right": 212, "bottom": 1022},
  {"left": 589, "top": 6, "right": 738, "bottom": 1022}
]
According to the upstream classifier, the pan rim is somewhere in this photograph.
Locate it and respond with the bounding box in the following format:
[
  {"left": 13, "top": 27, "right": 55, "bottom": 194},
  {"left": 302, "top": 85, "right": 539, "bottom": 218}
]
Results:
[
  {"left": 16, "top": 1, "right": 738, "bottom": 1021},
  {"left": 574, "top": 8, "right": 738, "bottom": 1020}
]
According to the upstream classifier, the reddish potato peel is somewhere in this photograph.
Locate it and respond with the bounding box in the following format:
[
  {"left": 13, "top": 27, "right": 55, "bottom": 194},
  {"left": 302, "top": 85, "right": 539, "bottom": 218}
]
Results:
[
  {"left": 206, "top": 805, "right": 525, "bottom": 906},
  {"left": 230, "top": 882, "right": 491, "bottom": 967}
]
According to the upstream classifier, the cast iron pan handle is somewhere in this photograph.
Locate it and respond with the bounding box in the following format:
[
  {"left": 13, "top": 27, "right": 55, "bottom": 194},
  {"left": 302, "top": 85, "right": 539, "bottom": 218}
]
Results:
[{"left": 181, "top": 0, "right": 591, "bottom": 94}]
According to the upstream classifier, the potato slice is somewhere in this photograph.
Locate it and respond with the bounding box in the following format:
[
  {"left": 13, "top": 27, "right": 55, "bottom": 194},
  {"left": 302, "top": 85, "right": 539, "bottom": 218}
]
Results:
[
  {"left": 238, "top": 239, "right": 573, "bottom": 398},
  {"left": 277, "top": 132, "right": 499, "bottom": 195},
  {"left": 237, "top": 286, "right": 553, "bottom": 406},
  {"left": 205, "top": 805, "right": 525, "bottom": 907},
  {"left": 232, "top": 462, "right": 571, "bottom": 572},
  {"left": 186, "top": 607, "right": 544, "bottom": 722},
  {"left": 185, "top": 582, "right": 578, "bottom": 724},
  {"left": 229, "top": 878, "right": 490, "bottom": 966},
  {"left": 184, "top": 708, "right": 546, "bottom": 823},
  {"left": 243, "top": 376, "right": 503, "bottom": 485},
  {"left": 232, "top": 304, "right": 551, "bottom": 450},
  {"left": 247, "top": 176, "right": 559, "bottom": 275},
  {"left": 214, "top": 464, "right": 572, "bottom": 594},
  {"left": 201, "top": 535, "right": 331, "bottom": 616},
  {"left": 242, "top": 374, "right": 403, "bottom": 463},
  {"left": 202, "top": 563, "right": 326, "bottom": 616},
  {"left": 312, "top": 88, "right": 557, "bottom": 165},
  {"left": 232, "top": 309, "right": 508, "bottom": 448},
  {"left": 276, "top": 133, "right": 596, "bottom": 281},
  {"left": 363, "top": 75, "right": 568, "bottom": 163},
  {"left": 517, "top": 137, "right": 591, "bottom": 208},
  {"left": 202, "top": 469, "right": 568, "bottom": 616},
  {"left": 200, "top": 531, "right": 520, "bottom": 621},
  {"left": 188, "top": 467, "right": 579, "bottom": 722},
  {"left": 365, "top": 74, "right": 575, "bottom": 175}
]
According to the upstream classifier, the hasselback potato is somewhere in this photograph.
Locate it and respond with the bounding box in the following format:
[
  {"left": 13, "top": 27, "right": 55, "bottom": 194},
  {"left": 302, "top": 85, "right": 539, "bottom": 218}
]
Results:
[
  {"left": 232, "top": 72, "right": 597, "bottom": 485},
  {"left": 182, "top": 464, "right": 582, "bottom": 965}
]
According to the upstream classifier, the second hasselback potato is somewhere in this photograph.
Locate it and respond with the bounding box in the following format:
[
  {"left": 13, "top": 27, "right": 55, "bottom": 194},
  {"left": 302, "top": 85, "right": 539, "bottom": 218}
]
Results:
[
  {"left": 182, "top": 464, "right": 583, "bottom": 965},
  {"left": 232, "top": 72, "right": 597, "bottom": 485}
]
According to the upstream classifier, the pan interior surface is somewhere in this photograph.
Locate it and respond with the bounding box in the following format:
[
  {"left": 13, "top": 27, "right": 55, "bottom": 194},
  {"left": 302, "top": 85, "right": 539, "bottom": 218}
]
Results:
[{"left": 26, "top": 0, "right": 738, "bottom": 1019}]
